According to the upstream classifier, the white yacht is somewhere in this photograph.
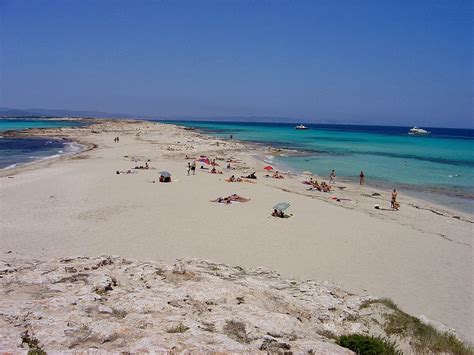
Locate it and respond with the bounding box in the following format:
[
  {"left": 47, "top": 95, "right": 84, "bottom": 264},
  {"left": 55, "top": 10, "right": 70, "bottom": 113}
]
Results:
[
  {"left": 408, "top": 126, "right": 430, "bottom": 135},
  {"left": 295, "top": 124, "right": 308, "bottom": 130}
]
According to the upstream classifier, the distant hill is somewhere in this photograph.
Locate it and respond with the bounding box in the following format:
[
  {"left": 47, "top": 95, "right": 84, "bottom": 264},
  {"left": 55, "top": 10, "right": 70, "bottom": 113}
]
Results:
[
  {"left": 1, "top": 107, "right": 355, "bottom": 125},
  {"left": 0, "top": 107, "right": 305, "bottom": 123},
  {"left": 0, "top": 107, "right": 143, "bottom": 119},
  {"left": 156, "top": 115, "right": 304, "bottom": 123},
  {"left": 0, "top": 108, "right": 43, "bottom": 117}
]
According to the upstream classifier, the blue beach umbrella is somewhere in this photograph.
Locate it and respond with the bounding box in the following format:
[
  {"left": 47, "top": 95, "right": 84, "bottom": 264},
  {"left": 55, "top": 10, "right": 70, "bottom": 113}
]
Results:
[{"left": 273, "top": 202, "right": 290, "bottom": 211}]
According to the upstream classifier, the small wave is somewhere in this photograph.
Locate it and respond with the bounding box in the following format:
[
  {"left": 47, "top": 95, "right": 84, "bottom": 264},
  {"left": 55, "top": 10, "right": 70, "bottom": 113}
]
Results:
[
  {"left": 63, "top": 142, "right": 84, "bottom": 153},
  {"left": 29, "top": 154, "right": 61, "bottom": 161},
  {"left": 3, "top": 163, "right": 17, "bottom": 170}
]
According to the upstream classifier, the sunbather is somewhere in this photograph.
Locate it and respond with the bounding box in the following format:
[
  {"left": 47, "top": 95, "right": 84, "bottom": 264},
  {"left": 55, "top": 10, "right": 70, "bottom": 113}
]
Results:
[
  {"left": 211, "top": 194, "right": 250, "bottom": 204},
  {"left": 242, "top": 172, "right": 257, "bottom": 179},
  {"left": 229, "top": 194, "right": 250, "bottom": 202},
  {"left": 159, "top": 175, "right": 171, "bottom": 182},
  {"left": 271, "top": 209, "right": 285, "bottom": 218},
  {"left": 210, "top": 167, "right": 223, "bottom": 174}
]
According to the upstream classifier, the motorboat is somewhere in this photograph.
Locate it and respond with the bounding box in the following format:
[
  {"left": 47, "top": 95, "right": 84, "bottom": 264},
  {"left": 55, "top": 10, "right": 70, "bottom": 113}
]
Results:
[
  {"left": 408, "top": 126, "right": 430, "bottom": 135},
  {"left": 295, "top": 124, "right": 308, "bottom": 130}
]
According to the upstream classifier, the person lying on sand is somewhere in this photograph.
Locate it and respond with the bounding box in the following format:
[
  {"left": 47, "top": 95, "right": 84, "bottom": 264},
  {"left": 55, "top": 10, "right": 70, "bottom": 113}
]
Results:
[
  {"left": 320, "top": 182, "right": 331, "bottom": 192},
  {"left": 271, "top": 209, "right": 285, "bottom": 218},
  {"left": 134, "top": 162, "right": 149, "bottom": 170},
  {"left": 159, "top": 175, "right": 171, "bottom": 183},
  {"left": 211, "top": 194, "right": 250, "bottom": 204},
  {"left": 210, "top": 167, "right": 223, "bottom": 174},
  {"left": 116, "top": 170, "right": 134, "bottom": 175},
  {"left": 307, "top": 180, "right": 331, "bottom": 192},
  {"left": 264, "top": 171, "right": 284, "bottom": 179},
  {"left": 242, "top": 172, "right": 257, "bottom": 179},
  {"left": 271, "top": 209, "right": 292, "bottom": 218},
  {"left": 228, "top": 194, "right": 250, "bottom": 202},
  {"left": 226, "top": 175, "right": 243, "bottom": 182},
  {"left": 213, "top": 197, "right": 232, "bottom": 204}
]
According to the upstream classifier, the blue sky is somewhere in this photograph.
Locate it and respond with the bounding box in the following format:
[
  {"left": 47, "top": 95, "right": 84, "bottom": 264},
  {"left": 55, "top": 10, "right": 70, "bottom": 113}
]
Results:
[{"left": 0, "top": 0, "right": 472, "bottom": 127}]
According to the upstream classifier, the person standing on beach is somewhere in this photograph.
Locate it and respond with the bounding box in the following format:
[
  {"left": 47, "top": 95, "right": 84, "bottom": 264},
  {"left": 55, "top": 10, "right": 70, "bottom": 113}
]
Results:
[
  {"left": 187, "top": 162, "right": 191, "bottom": 176},
  {"left": 391, "top": 189, "right": 399, "bottom": 210},
  {"left": 359, "top": 171, "right": 365, "bottom": 185},
  {"left": 230, "top": 134, "right": 233, "bottom": 140},
  {"left": 191, "top": 161, "right": 196, "bottom": 175},
  {"left": 329, "top": 170, "right": 336, "bottom": 184}
]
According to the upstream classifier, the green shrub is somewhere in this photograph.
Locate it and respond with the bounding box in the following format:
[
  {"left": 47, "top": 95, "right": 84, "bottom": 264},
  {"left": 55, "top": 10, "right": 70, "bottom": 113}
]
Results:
[
  {"left": 166, "top": 323, "right": 189, "bottom": 333},
  {"left": 337, "top": 334, "right": 400, "bottom": 355},
  {"left": 223, "top": 319, "right": 249, "bottom": 343},
  {"left": 360, "top": 298, "right": 473, "bottom": 354}
]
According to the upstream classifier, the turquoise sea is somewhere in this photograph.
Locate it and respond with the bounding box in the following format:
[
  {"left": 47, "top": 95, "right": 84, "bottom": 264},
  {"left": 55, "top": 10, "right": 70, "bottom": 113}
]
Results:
[
  {"left": 0, "top": 118, "right": 86, "bottom": 170},
  {"left": 161, "top": 121, "right": 474, "bottom": 213}
]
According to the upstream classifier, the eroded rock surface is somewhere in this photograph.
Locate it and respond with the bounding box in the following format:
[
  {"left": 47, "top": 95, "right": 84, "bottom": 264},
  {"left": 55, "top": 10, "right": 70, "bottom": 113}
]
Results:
[{"left": 0, "top": 256, "right": 420, "bottom": 352}]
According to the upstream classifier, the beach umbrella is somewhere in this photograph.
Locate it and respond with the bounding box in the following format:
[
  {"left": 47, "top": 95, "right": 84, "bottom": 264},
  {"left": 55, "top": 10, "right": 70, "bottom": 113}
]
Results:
[
  {"left": 263, "top": 165, "right": 273, "bottom": 171},
  {"left": 273, "top": 202, "right": 290, "bottom": 211},
  {"left": 198, "top": 157, "right": 210, "bottom": 165},
  {"left": 159, "top": 171, "right": 171, "bottom": 178}
]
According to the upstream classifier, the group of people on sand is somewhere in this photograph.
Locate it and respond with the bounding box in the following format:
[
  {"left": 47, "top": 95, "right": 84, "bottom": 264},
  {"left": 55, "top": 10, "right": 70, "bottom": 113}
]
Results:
[
  {"left": 305, "top": 178, "right": 332, "bottom": 192},
  {"left": 265, "top": 171, "right": 284, "bottom": 179},
  {"left": 328, "top": 169, "right": 365, "bottom": 186},
  {"left": 226, "top": 175, "right": 242, "bottom": 182},
  {"left": 134, "top": 162, "right": 149, "bottom": 169},
  {"left": 113, "top": 137, "right": 120, "bottom": 143},
  {"left": 226, "top": 172, "right": 257, "bottom": 183},
  {"left": 186, "top": 162, "right": 196, "bottom": 175},
  {"left": 210, "top": 166, "right": 223, "bottom": 174},
  {"left": 331, "top": 169, "right": 399, "bottom": 210}
]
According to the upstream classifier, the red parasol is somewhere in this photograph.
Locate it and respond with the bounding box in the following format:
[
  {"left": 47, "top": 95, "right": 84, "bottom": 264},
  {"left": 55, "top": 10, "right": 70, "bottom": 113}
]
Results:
[
  {"left": 198, "top": 158, "right": 211, "bottom": 165},
  {"left": 263, "top": 166, "right": 273, "bottom": 171}
]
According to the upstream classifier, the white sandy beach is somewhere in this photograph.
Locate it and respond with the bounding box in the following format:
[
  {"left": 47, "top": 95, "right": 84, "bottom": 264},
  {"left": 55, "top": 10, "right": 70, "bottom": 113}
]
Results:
[{"left": 0, "top": 119, "right": 472, "bottom": 343}]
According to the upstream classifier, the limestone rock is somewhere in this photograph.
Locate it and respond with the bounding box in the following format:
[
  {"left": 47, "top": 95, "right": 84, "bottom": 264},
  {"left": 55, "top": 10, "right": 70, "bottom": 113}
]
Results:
[{"left": 0, "top": 255, "right": 457, "bottom": 353}]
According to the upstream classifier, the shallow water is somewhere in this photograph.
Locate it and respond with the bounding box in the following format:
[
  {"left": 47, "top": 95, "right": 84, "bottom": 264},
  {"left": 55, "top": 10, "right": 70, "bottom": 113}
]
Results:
[
  {"left": 0, "top": 119, "right": 86, "bottom": 169},
  {"left": 160, "top": 120, "right": 474, "bottom": 213}
]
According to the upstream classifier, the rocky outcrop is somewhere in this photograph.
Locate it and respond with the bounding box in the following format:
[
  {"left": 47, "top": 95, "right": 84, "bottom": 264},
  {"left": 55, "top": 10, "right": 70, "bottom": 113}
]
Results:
[
  {"left": 0, "top": 256, "right": 368, "bottom": 352},
  {"left": 1, "top": 255, "right": 461, "bottom": 353}
]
